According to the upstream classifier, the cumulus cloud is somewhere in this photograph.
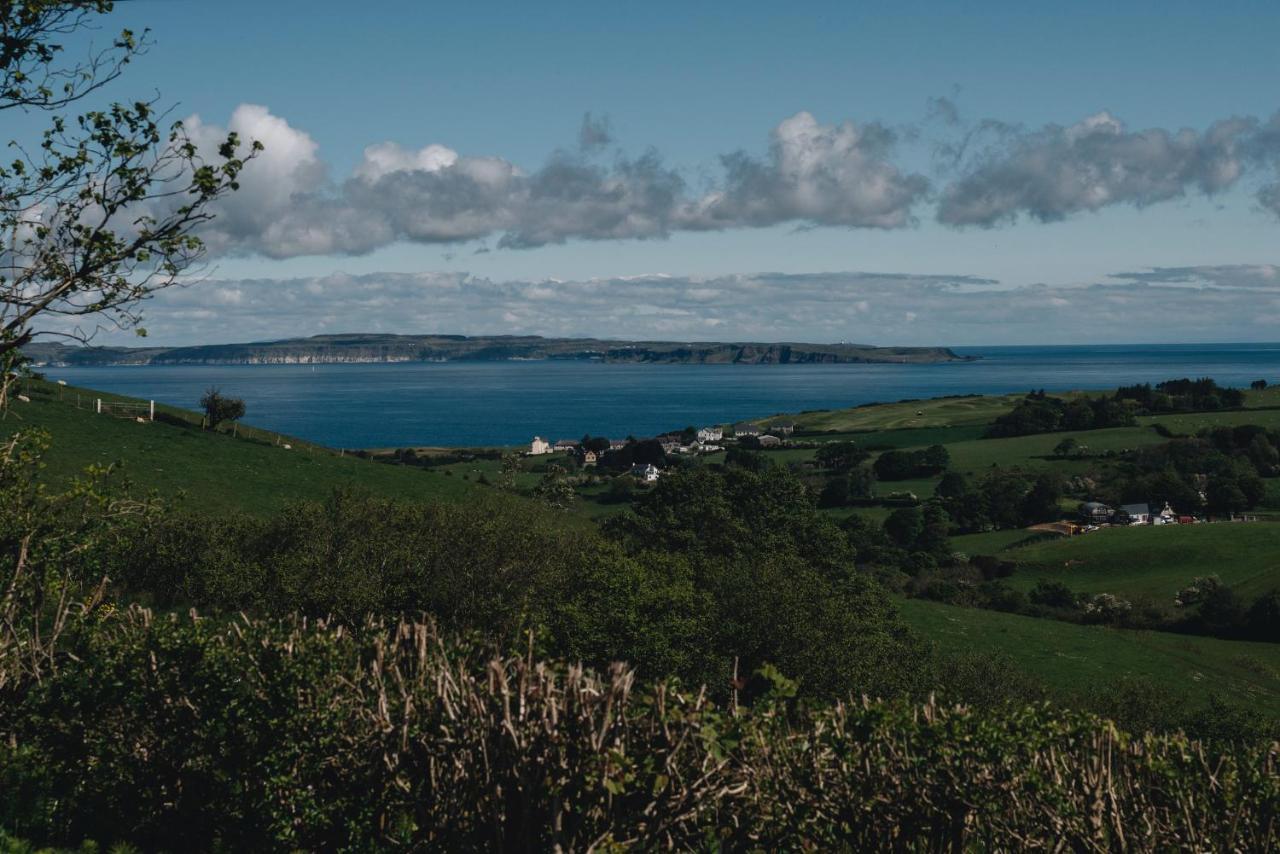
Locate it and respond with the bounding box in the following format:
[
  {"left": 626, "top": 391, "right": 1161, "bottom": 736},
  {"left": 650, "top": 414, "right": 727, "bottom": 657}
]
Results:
[
  {"left": 678, "top": 112, "right": 929, "bottom": 230},
  {"left": 178, "top": 104, "right": 1280, "bottom": 257},
  {"left": 55, "top": 267, "right": 1280, "bottom": 348},
  {"left": 184, "top": 107, "right": 927, "bottom": 258},
  {"left": 937, "top": 111, "right": 1259, "bottom": 226}
]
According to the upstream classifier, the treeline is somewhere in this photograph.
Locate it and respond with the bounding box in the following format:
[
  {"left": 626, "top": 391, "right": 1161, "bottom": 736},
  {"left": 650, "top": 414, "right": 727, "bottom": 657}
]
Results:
[
  {"left": 1100, "top": 426, "right": 1277, "bottom": 516},
  {"left": 906, "top": 560, "right": 1280, "bottom": 645},
  {"left": 1116, "top": 377, "right": 1246, "bottom": 412},
  {"left": 986, "top": 390, "right": 1134, "bottom": 438},
  {"left": 985, "top": 378, "right": 1251, "bottom": 439},
  {"left": 3, "top": 613, "right": 1276, "bottom": 851}
]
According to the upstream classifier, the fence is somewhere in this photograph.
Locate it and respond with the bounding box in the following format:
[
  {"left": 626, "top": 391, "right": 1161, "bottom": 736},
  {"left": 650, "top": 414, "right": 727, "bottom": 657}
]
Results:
[{"left": 97, "top": 398, "right": 154, "bottom": 421}]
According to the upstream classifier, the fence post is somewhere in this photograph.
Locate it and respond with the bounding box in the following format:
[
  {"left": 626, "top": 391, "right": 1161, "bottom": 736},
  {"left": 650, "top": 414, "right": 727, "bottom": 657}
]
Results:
[{"left": 95, "top": 398, "right": 101, "bottom": 414}]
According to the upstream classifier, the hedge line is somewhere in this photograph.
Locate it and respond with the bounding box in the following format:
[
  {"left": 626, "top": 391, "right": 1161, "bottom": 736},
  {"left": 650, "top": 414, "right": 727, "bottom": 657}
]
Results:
[{"left": 3, "top": 610, "right": 1276, "bottom": 851}]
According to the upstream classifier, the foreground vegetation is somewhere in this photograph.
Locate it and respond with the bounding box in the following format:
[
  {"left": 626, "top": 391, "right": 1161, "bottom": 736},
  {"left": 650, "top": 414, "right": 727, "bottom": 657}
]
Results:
[
  {"left": 4, "top": 612, "right": 1277, "bottom": 851},
  {"left": 5, "top": 372, "right": 1280, "bottom": 847}
]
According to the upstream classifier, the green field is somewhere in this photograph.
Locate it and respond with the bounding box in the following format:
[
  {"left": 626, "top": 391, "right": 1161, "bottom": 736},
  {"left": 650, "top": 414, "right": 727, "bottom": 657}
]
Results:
[
  {"left": 1002, "top": 523, "right": 1280, "bottom": 601},
  {"left": 900, "top": 598, "right": 1280, "bottom": 713},
  {"left": 774, "top": 393, "right": 1026, "bottom": 433},
  {"left": 5, "top": 381, "right": 483, "bottom": 515},
  {"left": 950, "top": 528, "right": 1053, "bottom": 555}
]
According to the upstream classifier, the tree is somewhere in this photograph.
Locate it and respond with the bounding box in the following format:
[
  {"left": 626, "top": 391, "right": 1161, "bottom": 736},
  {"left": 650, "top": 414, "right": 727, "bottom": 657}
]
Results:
[
  {"left": 1205, "top": 477, "right": 1248, "bottom": 517},
  {"left": 1251, "top": 379, "right": 1268, "bottom": 391},
  {"left": 497, "top": 452, "right": 522, "bottom": 491},
  {"left": 200, "top": 387, "right": 245, "bottom": 430},
  {"left": 1052, "top": 437, "right": 1080, "bottom": 458},
  {"left": 921, "top": 444, "right": 950, "bottom": 473},
  {"left": 1020, "top": 473, "right": 1063, "bottom": 524},
  {"left": 0, "top": 1, "right": 259, "bottom": 408},
  {"left": 814, "top": 441, "right": 868, "bottom": 472},
  {"left": 817, "top": 474, "right": 849, "bottom": 508},
  {"left": 534, "top": 464, "right": 576, "bottom": 509},
  {"left": 883, "top": 507, "right": 923, "bottom": 549}
]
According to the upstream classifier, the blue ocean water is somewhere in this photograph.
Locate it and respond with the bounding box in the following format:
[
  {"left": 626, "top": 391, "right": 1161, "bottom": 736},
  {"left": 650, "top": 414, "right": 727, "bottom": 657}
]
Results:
[{"left": 44, "top": 343, "right": 1280, "bottom": 448}]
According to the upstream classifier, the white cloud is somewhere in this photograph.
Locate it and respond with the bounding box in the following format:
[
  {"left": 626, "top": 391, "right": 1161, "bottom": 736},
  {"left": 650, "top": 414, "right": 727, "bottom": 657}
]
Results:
[
  {"left": 43, "top": 265, "right": 1279, "bottom": 348},
  {"left": 936, "top": 111, "right": 1267, "bottom": 226},
  {"left": 170, "top": 104, "right": 1280, "bottom": 258}
]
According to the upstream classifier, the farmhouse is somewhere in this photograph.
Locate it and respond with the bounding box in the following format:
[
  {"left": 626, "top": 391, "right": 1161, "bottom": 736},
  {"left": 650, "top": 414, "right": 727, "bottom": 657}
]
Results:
[
  {"left": 554, "top": 439, "right": 579, "bottom": 452},
  {"left": 1120, "top": 503, "right": 1151, "bottom": 525},
  {"left": 529, "top": 436, "right": 551, "bottom": 455},
  {"left": 578, "top": 449, "right": 598, "bottom": 466},
  {"left": 1078, "top": 501, "right": 1112, "bottom": 524},
  {"left": 696, "top": 426, "right": 723, "bottom": 442},
  {"left": 631, "top": 463, "right": 661, "bottom": 482},
  {"left": 733, "top": 422, "right": 760, "bottom": 438},
  {"left": 758, "top": 434, "right": 782, "bottom": 448},
  {"left": 768, "top": 421, "right": 796, "bottom": 436}
]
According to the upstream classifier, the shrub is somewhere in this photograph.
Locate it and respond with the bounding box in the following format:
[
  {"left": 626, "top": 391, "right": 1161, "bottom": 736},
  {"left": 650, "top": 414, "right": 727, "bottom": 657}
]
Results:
[{"left": 3, "top": 611, "right": 1278, "bottom": 852}]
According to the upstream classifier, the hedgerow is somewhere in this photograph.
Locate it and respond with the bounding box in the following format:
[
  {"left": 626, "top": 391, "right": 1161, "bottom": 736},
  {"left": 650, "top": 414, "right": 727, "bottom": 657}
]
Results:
[{"left": 2, "top": 610, "right": 1276, "bottom": 851}]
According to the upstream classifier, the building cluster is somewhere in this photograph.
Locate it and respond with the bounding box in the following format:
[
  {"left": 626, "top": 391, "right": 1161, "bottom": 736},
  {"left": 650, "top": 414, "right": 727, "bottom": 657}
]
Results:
[
  {"left": 1076, "top": 500, "right": 1196, "bottom": 529},
  {"left": 525, "top": 419, "right": 799, "bottom": 481}
]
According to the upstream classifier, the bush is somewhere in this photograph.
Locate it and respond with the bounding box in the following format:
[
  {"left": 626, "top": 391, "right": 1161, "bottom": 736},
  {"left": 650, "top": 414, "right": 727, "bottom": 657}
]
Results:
[{"left": 3, "top": 611, "right": 1277, "bottom": 851}]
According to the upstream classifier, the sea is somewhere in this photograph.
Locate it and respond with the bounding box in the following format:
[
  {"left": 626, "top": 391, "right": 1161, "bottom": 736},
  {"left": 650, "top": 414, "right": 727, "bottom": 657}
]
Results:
[{"left": 42, "top": 343, "right": 1280, "bottom": 449}]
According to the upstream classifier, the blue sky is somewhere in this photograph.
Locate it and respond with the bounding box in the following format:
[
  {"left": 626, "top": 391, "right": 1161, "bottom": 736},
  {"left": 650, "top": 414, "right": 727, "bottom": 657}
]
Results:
[{"left": 32, "top": 0, "right": 1280, "bottom": 344}]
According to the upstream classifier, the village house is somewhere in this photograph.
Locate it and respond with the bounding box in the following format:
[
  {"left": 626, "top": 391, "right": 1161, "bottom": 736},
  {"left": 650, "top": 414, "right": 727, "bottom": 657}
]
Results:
[
  {"left": 609, "top": 440, "right": 628, "bottom": 451},
  {"left": 529, "top": 436, "right": 552, "bottom": 456},
  {"left": 768, "top": 421, "right": 796, "bottom": 436},
  {"left": 758, "top": 434, "right": 782, "bottom": 448},
  {"left": 554, "top": 439, "right": 579, "bottom": 452},
  {"left": 1120, "top": 503, "right": 1151, "bottom": 525},
  {"left": 578, "top": 448, "right": 598, "bottom": 466},
  {"left": 631, "top": 463, "right": 661, "bottom": 482},
  {"left": 733, "top": 422, "right": 761, "bottom": 438},
  {"left": 696, "top": 426, "right": 723, "bottom": 442},
  {"left": 1078, "top": 501, "right": 1112, "bottom": 524}
]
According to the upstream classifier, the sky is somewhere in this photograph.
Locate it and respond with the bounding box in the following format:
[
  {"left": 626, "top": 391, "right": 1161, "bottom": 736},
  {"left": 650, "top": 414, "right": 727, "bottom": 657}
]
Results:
[{"left": 25, "top": 0, "right": 1280, "bottom": 346}]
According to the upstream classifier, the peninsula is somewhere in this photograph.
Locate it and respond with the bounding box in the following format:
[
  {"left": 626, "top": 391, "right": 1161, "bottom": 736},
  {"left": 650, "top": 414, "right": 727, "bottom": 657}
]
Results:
[{"left": 24, "top": 334, "right": 974, "bottom": 366}]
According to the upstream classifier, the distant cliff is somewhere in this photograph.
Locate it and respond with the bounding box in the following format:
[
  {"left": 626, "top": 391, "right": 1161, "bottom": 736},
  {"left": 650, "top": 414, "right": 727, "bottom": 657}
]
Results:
[{"left": 24, "top": 334, "right": 976, "bottom": 366}]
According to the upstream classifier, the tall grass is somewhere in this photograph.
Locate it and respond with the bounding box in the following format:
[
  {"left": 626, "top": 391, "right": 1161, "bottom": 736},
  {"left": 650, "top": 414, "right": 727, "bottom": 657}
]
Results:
[{"left": 3, "top": 609, "right": 1276, "bottom": 850}]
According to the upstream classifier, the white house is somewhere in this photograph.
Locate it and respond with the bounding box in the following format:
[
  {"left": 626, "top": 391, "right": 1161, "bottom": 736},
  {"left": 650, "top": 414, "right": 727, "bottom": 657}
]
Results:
[
  {"left": 733, "top": 422, "right": 760, "bottom": 438},
  {"left": 767, "top": 421, "right": 796, "bottom": 436},
  {"left": 1120, "top": 503, "right": 1151, "bottom": 525},
  {"left": 529, "top": 436, "right": 551, "bottom": 455},
  {"left": 697, "top": 426, "right": 723, "bottom": 442},
  {"left": 631, "top": 463, "right": 661, "bottom": 482}
]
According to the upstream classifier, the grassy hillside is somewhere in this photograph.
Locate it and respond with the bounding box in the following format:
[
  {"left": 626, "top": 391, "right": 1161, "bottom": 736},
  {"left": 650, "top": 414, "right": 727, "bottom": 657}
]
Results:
[
  {"left": 1002, "top": 523, "right": 1280, "bottom": 601},
  {"left": 900, "top": 597, "right": 1280, "bottom": 713},
  {"left": 4, "top": 381, "right": 482, "bottom": 515},
  {"left": 770, "top": 393, "right": 1024, "bottom": 433}
]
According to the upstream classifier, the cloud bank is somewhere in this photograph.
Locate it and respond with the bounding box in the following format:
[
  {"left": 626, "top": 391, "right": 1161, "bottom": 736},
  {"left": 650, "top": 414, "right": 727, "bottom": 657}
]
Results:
[
  {"left": 60, "top": 266, "right": 1280, "bottom": 348},
  {"left": 186, "top": 107, "right": 930, "bottom": 258},
  {"left": 178, "top": 104, "right": 1280, "bottom": 259}
]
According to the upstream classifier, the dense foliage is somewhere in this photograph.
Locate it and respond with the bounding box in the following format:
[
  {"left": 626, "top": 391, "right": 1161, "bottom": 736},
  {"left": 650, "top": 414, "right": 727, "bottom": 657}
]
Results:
[
  {"left": 3, "top": 612, "right": 1277, "bottom": 852},
  {"left": 985, "top": 390, "right": 1134, "bottom": 438},
  {"left": 1116, "top": 377, "right": 1246, "bottom": 413}
]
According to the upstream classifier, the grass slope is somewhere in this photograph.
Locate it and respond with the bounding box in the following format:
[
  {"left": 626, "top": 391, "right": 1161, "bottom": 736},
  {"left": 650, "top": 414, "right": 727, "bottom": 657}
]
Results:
[
  {"left": 776, "top": 394, "right": 1024, "bottom": 433},
  {"left": 5, "top": 382, "right": 482, "bottom": 516},
  {"left": 1003, "top": 523, "right": 1280, "bottom": 601},
  {"left": 900, "top": 597, "right": 1280, "bottom": 713}
]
